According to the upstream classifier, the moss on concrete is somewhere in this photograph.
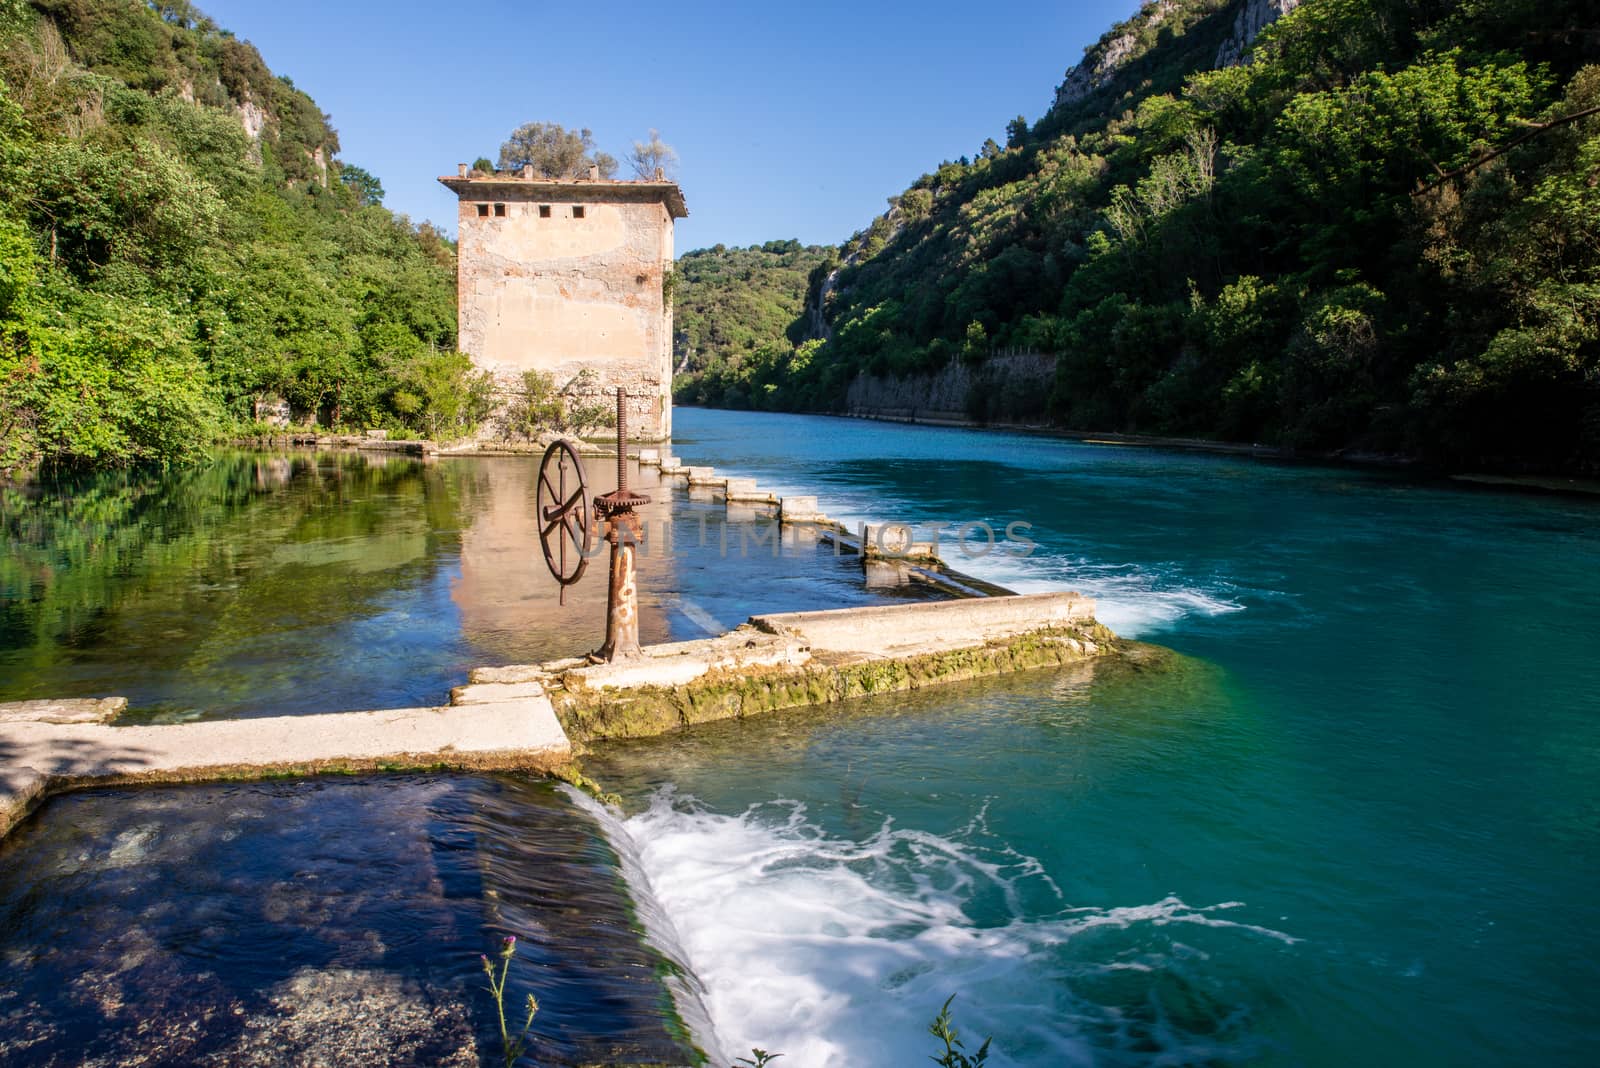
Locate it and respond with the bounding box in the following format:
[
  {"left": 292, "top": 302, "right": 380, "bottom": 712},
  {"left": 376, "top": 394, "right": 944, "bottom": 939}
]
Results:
[{"left": 552, "top": 622, "right": 1123, "bottom": 743}]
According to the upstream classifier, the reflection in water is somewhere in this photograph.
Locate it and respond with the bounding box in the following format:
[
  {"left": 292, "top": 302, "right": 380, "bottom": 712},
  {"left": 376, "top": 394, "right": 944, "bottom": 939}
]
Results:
[
  {"left": 1, "top": 452, "right": 477, "bottom": 720},
  {"left": 0, "top": 775, "right": 704, "bottom": 1067},
  {"left": 0, "top": 449, "right": 936, "bottom": 720}
]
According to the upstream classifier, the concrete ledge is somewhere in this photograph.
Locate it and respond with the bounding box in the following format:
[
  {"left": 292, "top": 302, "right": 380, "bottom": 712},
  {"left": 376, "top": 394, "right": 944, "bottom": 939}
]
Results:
[
  {"left": 637, "top": 448, "right": 662, "bottom": 466},
  {"left": 682, "top": 465, "right": 718, "bottom": 485},
  {"left": 0, "top": 766, "right": 48, "bottom": 840},
  {"left": 562, "top": 629, "right": 810, "bottom": 692},
  {"left": 723, "top": 477, "right": 774, "bottom": 503},
  {"left": 753, "top": 591, "right": 1095, "bottom": 656},
  {"left": 658, "top": 457, "right": 685, "bottom": 475},
  {"left": 0, "top": 697, "right": 571, "bottom": 839},
  {"left": 779, "top": 495, "right": 824, "bottom": 523},
  {"left": 449, "top": 681, "right": 549, "bottom": 704},
  {"left": 861, "top": 523, "right": 938, "bottom": 561},
  {"left": 549, "top": 620, "right": 1121, "bottom": 743},
  {"left": 468, "top": 591, "right": 1123, "bottom": 744}
]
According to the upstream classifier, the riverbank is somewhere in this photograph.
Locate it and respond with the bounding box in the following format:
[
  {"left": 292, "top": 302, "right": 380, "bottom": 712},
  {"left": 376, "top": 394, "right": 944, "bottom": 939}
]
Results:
[
  {"left": 681, "top": 404, "right": 1600, "bottom": 491},
  {"left": 139, "top": 420, "right": 1600, "bottom": 503}
]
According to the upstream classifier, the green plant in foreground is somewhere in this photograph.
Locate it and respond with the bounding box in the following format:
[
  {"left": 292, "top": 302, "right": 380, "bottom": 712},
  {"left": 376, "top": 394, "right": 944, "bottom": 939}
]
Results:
[
  {"left": 930, "top": 995, "right": 991, "bottom": 1067},
  {"left": 476, "top": 936, "right": 982, "bottom": 1068},
  {"left": 482, "top": 935, "right": 539, "bottom": 1068}
]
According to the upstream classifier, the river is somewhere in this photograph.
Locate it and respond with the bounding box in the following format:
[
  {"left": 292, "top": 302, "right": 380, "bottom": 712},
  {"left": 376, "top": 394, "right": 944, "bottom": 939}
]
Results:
[
  {"left": 581, "top": 408, "right": 1600, "bottom": 1066},
  {"left": 2, "top": 411, "right": 1597, "bottom": 1066}
]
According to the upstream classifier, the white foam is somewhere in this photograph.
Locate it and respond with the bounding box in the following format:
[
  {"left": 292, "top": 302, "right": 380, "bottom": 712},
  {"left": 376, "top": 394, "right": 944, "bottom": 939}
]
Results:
[
  {"left": 579, "top": 787, "right": 1295, "bottom": 1067},
  {"left": 676, "top": 473, "right": 1248, "bottom": 638},
  {"left": 937, "top": 549, "right": 1247, "bottom": 638}
]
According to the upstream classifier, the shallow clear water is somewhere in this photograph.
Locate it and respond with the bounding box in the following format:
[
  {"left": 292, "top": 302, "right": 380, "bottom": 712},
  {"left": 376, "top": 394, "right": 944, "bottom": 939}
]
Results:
[
  {"left": 0, "top": 774, "right": 703, "bottom": 1066},
  {"left": 0, "top": 449, "right": 930, "bottom": 720},
  {"left": 575, "top": 408, "right": 1600, "bottom": 1067}
]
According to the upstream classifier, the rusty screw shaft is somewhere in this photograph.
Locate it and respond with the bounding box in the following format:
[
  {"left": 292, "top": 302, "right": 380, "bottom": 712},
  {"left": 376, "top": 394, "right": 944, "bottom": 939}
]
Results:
[{"left": 615, "top": 387, "right": 628, "bottom": 492}]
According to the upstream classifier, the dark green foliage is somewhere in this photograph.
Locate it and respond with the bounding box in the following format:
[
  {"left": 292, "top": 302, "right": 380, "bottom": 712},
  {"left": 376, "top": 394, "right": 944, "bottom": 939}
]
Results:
[
  {"left": 337, "top": 162, "right": 383, "bottom": 206},
  {"left": 699, "top": 0, "right": 1600, "bottom": 472},
  {"left": 0, "top": 1, "right": 477, "bottom": 475},
  {"left": 670, "top": 241, "right": 833, "bottom": 408}
]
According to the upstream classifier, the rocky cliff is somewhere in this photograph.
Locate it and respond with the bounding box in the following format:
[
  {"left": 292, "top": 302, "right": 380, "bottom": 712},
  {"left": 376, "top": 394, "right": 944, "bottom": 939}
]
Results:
[
  {"left": 1214, "top": 0, "right": 1302, "bottom": 67},
  {"left": 845, "top": 353, "right": 1057, "bottom": 427},
  {"left": 1051, "top": 0, "right": 1301, "bottom": 113}
]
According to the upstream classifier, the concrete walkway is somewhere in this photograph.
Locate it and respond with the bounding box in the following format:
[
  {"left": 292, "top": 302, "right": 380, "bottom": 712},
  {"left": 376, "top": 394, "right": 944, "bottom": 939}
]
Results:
[
  {"left": 1, "top": 593, "right": 1113, "bottom": 839},
  {"left": 480, "top": 592, "right": 1120, "bottom": 743},
  {"left": 0, "top": 695, "right": 569, "bottom": 838},
  {"left": 753, "top": 592, "right": 1096, "bottom": 657}
]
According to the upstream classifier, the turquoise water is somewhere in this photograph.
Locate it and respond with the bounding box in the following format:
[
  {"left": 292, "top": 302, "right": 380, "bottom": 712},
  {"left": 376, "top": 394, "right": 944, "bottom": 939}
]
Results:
[
  {"left": 3, "top": 419, "right": 1598, "bottom": 1065},
  {"left": 578, "top": 409, "right": 1600, "bottom": 1066}
]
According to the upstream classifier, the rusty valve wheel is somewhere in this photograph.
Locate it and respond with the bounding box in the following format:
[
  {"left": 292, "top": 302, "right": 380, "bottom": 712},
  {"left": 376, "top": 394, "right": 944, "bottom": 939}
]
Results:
[{"left": 537, "top": 439, "right": 593, "bottom": 592}]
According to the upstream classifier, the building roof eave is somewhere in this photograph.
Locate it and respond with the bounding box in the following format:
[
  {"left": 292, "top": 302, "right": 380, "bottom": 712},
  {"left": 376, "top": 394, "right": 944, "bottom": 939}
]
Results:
[{"left": 438, "top": 175, "right": 688, "bottom": 218}]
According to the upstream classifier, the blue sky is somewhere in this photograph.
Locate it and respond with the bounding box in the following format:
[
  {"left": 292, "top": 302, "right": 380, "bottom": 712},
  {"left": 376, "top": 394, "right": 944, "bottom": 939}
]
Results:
[{"left": 198, "top": 0, "right": 1139, "bottom": 253}]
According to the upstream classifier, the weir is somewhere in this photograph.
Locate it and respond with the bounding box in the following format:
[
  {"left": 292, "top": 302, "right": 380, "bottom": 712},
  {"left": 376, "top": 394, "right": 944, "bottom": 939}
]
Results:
[
  {"left": 0, "top": 694, "right": 571, "bottom": 838},
  {"left": 0, "top": 592, "right": 1116, "bottom": 839},
  {"left": 0, "top": 419, "right": 1122, "bottom": 983},
  {"left": 0, "top": 419, "right": 1130, "bottom": 1068}
]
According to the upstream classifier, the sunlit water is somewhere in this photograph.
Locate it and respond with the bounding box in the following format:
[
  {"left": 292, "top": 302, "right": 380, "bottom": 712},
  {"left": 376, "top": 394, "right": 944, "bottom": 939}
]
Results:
[
  {"left": 4, "top": 420, "right": 1599, "bottom": 1066},
  {"left": 572, "top": 408, "right": 1600, "bottom": 1066},
  {"left": 0, "top": 449, "right": 931, "bottom": 720}
]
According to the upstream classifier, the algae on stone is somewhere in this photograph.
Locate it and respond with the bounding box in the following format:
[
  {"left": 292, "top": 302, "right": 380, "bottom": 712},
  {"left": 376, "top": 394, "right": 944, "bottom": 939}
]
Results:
[{"left": 551, "top": 622, "right": 1124, "bottom": 744}]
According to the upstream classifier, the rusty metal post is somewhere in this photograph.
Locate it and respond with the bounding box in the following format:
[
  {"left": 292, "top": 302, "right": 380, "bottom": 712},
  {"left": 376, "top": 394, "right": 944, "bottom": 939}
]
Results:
[{"left": 593, "top": 388, "right": 650, "bottom": 662}]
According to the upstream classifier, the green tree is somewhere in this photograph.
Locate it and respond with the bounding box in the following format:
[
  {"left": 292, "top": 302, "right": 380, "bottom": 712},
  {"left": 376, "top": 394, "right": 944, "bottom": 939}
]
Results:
[
  {"left": 338, "top": 163, "right": 384, "bottom": 206},
  {"left": 497, "top": 122, "right": 617, "bottom": 178}
]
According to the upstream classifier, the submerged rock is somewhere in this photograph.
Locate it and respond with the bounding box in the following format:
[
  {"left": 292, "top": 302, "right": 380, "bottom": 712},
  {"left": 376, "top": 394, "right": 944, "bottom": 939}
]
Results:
[{"left": 208, "top": 967, "right": 478, "bottom": 1067}]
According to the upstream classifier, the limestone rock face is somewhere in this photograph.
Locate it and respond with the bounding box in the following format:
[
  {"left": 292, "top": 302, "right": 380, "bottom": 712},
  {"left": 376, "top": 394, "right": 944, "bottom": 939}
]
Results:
[
  {"left": 1054, "top": 32, "right": 1134, "bottom": 108},
  {"left": 1050, "top": 0, "right": 1303, "bottom": 113},
  {"left": 1053, "top": 0, "right": 1178, "bottom": 109},
  {"left": 845, "top": 352, "right": 1057, "bottom": 426},
  {"left": 1215, "top": 0, "right": 1302, "bottom": 67}
]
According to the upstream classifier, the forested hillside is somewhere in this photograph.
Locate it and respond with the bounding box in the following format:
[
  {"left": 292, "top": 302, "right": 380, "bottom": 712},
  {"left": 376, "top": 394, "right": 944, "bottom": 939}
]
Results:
[
  {"left": 680, "top": 0, "right": 1600, "bottom": 473},
  {"left": 0, "top": 0, "right": 479, "bottom": 475},
  {"left": 671, "top": 240, "right": 833, "bottom": 408}
]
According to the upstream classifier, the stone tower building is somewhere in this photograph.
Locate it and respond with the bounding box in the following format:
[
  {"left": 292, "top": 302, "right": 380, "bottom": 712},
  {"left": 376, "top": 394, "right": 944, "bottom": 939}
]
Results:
[{"left": 439, "top": 165, "right": 688, "bottom": 440}]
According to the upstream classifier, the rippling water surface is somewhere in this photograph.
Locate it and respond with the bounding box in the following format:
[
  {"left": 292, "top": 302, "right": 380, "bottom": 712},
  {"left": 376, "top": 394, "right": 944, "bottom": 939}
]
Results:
[
  {"left": 4, "top": 415, "right": 1599, "bottom": 1066},
  {"left": 574, "top": 409, "right": 1600, "bottom": 1067},
  {"left": 0, "top": 775, "right": 705, "bottom": 1067}
]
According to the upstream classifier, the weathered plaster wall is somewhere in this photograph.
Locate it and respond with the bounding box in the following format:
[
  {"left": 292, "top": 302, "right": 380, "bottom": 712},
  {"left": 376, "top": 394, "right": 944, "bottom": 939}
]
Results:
[{"left": 454, "top": 185, "right": 677, "bottom": 439}]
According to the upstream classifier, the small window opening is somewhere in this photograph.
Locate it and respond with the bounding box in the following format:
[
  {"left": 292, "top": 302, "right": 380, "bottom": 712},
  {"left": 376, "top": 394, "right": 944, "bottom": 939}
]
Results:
[
  {"left": 539, "top": 204, "right": 551, "bottom": 218},
  {"left": 572, "top": 205, "right": 586, "bottom": 219},
  {"left": 475, "top": 204, "right": 489, "bottom": 217},
  {"left": 493, "top": 203, "right": 506, "bottom": 217}
]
